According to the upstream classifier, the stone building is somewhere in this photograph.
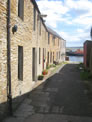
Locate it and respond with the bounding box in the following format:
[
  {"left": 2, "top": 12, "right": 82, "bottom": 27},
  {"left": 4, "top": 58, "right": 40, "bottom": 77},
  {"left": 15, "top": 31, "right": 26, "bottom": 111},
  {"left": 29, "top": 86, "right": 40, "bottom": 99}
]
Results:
[
  {"left": 46, "top": 27, "right": 65, "bottom": 66},
  {"left": 0, "top": 0, "right": 8, "bottom": 119},
  {"left": 60, "top": 39, "right": 66, "bottom": 62},
  {"left": 0, "top": 0, "right": 66, "bottom": 119}
]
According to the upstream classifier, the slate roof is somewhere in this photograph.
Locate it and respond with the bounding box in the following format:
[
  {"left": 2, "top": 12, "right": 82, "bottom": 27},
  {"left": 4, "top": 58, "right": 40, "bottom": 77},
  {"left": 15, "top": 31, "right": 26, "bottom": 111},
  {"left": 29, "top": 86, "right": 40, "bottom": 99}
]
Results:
[
  {"left": 47, "top": 26, "right": 66, "bottom": 41},
  {"left": 47, "top": 27, "right": 64, "bottom": 40},
  {"left": 31, "top": 0, "right": 65, "bottom": 41},
  {"left": 31, "top": 0, "right": 47, "bottom": 31}
]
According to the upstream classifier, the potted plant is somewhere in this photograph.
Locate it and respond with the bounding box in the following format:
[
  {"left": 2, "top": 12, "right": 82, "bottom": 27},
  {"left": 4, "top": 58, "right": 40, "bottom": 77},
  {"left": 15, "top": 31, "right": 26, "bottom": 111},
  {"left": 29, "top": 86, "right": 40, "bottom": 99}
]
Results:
[
  {"left": 42, "top": 69, "right": 48, "bottom": 75},
  {"left": 38, "top": 75, "right": 44, "bottom": 80}
]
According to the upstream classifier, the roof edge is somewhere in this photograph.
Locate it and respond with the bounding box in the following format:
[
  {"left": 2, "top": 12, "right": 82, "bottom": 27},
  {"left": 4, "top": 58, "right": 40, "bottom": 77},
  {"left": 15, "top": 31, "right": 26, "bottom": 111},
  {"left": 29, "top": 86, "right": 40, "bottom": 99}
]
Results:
[{"left": 31, "top": 0, "right": 65, "bottom": 40}]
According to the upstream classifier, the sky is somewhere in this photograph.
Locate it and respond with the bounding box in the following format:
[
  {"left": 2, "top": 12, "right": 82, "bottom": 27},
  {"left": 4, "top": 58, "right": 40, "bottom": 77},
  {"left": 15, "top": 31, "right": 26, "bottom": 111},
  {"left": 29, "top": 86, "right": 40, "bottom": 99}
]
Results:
[{"left": 36, "top": 0, "right": 92, "bottom": 47}]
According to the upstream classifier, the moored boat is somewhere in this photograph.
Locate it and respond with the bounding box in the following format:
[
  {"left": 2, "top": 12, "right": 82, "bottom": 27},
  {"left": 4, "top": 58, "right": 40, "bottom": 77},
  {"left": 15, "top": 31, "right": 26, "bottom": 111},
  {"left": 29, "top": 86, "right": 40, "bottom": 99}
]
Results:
[{"left": 66, "top": 49, "right": 84, "bottom": 56}]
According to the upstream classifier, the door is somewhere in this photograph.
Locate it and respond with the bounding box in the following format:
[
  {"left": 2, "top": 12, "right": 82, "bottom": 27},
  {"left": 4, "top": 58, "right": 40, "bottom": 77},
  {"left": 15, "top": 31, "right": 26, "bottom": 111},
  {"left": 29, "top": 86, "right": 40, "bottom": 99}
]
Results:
[
  {"left": 53, "top": 52, "right": 54, "bottom": 63},
  {"left": 47, "top": 52, "right": 49, "bottom": 66},
  {"left": 32, "top": 48, "right": 37, "bottom": 81},
  {"left": 43, "top": 48, "right": 44, "bottom": 70}
]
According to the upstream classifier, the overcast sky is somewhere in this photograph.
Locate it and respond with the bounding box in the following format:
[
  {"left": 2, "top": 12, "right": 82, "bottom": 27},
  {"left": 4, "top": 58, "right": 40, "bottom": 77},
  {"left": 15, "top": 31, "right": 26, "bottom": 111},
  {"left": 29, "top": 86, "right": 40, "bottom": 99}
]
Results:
[{"left": 36, "top": 0, "right": 92, "bottom": 47}]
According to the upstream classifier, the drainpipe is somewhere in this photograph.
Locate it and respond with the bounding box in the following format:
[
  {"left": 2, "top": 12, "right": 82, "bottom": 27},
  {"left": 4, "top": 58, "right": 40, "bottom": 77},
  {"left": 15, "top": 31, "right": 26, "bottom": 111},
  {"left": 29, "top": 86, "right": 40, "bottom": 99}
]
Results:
[{"left": 7, "top": 0, "right": 12, "bottom": 115}]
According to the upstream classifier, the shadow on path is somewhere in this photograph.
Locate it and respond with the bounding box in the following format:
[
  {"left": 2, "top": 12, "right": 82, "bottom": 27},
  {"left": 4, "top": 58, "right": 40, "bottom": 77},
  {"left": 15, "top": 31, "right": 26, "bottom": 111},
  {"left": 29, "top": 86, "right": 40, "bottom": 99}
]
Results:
[
  {"left": 3, "top": 63, "right": 92, "bottom": 122},
  {"left": 30, "top": 63, "right": 92, "bottom": 117}
]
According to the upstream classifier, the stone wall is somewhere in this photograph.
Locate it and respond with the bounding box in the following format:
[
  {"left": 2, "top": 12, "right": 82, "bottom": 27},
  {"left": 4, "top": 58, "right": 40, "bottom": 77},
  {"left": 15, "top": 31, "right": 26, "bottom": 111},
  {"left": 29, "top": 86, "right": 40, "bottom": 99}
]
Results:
[
  {"left": 47, "top": 33, "right": 63, "bottom": 64},
  {"left": 60, "top": 39, "right": 66, "bottom": 62},
  {"left": 10, "top": 0, "right": 33, "bottom": 101},
  {"left": 0, "top": 1, "right": 8, "bottom": 119},
  {"left": 10, "top": 0, "right": 49, "bottom": 109},
  {"left": 0, "top": 0, "right": 66, "bottom": 119}
]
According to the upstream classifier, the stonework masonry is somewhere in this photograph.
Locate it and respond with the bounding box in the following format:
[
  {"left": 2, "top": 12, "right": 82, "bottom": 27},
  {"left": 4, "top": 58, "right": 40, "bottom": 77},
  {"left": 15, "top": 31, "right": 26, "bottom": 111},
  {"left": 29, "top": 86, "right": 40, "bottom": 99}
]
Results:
[
  {"left": 0, "top": 1, "right": 8, "bottom": 118},
  {"left": 0, "top": 0, "right": 66, "bottom": 119}
]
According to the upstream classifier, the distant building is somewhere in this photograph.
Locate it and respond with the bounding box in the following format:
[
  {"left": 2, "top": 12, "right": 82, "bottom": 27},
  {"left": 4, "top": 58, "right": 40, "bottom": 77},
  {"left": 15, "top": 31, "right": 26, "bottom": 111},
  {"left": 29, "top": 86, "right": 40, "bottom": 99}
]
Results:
[{"left": 46, "top": 27, "right": 66, "bottom": 66}]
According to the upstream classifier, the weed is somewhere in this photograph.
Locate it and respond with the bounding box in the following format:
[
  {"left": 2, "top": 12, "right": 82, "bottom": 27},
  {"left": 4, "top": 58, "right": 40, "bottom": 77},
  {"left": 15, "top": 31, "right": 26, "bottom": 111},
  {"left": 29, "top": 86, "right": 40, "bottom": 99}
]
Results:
[{"left": 80, "top": 71, "right": 92, "bottom": 80}]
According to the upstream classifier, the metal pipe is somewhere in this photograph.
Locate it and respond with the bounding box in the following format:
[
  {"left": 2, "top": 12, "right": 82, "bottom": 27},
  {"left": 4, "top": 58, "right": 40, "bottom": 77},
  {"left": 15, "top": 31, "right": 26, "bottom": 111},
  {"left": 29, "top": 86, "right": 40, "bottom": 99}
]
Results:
[{"left": 7, "top": 0, "right": 12, "bottom": 115}]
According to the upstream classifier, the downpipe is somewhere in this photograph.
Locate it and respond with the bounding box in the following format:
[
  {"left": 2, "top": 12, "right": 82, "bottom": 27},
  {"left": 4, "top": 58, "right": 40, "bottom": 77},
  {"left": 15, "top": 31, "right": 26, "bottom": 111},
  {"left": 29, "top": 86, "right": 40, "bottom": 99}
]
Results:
[{"left": 7, "top": 0, "right": 12, "bottom": 115}]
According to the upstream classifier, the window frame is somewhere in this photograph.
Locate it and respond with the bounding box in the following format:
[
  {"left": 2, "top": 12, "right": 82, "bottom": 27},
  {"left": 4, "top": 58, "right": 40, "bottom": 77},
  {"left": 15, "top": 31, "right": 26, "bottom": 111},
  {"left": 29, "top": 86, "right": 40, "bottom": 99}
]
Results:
[
  {"left": 33, "top": 6, "right": 36, "bottom": 31},
  {"left": 39, "top": 48, "right": 41, "bottom": 64},
  {"left": 58, "top": 38, "right": 59, "bottom": 46},
  {"left": 53, "top": 36, "right": 55, "bottom": 46},
  {"left": 18, "top": 46, "right": 23, "bottom": 81},
  {"left": 18, "top": 0, "right": 24, "bottom": 20},
  {"left": 48, "top": 33, "right": 50, "bottom": 44},
  {"left": 39, "top": 19, "right": 41, "bottom": 35}
]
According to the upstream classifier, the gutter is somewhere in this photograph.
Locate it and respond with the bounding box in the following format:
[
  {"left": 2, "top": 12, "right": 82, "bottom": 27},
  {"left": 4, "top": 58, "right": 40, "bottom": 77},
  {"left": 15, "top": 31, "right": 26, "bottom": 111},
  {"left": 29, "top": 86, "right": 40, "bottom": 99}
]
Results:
[
  {"left": 31, "top": 0, "right": 48, "bottom": 32},
  {"left": 7, "top": 0, "right": 12, "bottom": 115}
]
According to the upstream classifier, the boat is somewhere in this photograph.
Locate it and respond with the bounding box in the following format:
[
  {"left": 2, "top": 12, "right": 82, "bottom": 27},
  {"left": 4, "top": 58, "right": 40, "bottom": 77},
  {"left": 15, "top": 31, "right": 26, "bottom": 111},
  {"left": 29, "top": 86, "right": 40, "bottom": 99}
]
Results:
[{"left": 66, "top": 49, "right": 84, "bottom": 56}]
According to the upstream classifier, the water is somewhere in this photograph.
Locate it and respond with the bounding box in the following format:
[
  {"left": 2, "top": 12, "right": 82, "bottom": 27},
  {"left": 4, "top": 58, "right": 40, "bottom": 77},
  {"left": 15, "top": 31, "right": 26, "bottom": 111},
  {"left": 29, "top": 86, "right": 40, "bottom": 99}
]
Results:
[{"left": 69, "top": 56, "right": 83, "bottom": 62}]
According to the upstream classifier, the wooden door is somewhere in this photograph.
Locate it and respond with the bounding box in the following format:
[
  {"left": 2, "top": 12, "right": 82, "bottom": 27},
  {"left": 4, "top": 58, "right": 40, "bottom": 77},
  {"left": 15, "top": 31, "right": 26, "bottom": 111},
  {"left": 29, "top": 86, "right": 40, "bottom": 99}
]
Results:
[{"left": 32, "top": 48, "right": 37, "bottom": 81}]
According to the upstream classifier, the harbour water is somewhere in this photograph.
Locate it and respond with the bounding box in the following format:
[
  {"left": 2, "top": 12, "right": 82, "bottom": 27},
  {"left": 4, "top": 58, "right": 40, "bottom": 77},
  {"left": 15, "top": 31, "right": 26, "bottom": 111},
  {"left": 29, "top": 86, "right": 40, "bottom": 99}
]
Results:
[{"left": 68, "top": 56, "right": 83, "bottom": 63}]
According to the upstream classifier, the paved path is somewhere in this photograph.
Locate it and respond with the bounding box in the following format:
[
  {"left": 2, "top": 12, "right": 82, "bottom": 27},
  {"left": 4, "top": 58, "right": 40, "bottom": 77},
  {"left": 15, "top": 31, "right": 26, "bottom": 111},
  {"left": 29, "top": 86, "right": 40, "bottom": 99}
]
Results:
[{"left": 3, "top": 63, "right": 92, "bottom": 122}]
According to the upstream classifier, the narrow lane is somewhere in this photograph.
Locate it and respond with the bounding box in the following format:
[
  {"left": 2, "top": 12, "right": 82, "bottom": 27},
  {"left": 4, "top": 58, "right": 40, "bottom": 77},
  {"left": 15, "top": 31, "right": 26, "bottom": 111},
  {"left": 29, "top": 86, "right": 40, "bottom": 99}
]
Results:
[
  {"left": 4, "top": 63, "right": 92, "bottom": 122},
  {"left": 30, "top": 63, "right": 92, "bottom": 116},
  {"left": 43, "top": 64, "right": 92, "bottom": 116}
]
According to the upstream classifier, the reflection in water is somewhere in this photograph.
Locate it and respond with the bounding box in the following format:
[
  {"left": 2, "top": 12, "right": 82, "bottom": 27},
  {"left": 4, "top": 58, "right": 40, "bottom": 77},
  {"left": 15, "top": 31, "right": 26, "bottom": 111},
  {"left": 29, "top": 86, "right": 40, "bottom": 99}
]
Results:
[{"left": 69, "top": 56, "right": 83, "bottom": 62}]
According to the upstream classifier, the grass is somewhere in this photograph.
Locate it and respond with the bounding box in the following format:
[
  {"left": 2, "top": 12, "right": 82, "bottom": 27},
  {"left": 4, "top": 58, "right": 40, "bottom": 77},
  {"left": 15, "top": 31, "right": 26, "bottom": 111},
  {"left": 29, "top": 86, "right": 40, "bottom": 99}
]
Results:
[
  {"left": 50, "top": 61, "right": 67, "bottom": 75},
  {"left": 46, "top": 65, "right": 51, "bottom": 69},
  {"left": 77, "top": 62, "right": 84, "bottom": 69},
  {"left": 50, "top": 64, "right": 56, "bottom": 68},
  {"left": 62, "top": 61, "right": 68, "bottom": 65},
  {"left": 46, "top": 61, "right": 68, "bottom": 70},
  {"left": 78, "top": 63, "right": 92, "bottom": 80},
  {"left": 78, "top": 62, "right": 84, "bottom": 67},
  {"left": 79, "top": 63, "right": 92, "bottom": 100},
  {"left": 84, "top": 80, "right": 92, "bottom": 100},
  {"left": 80, "top": 71, "right": 92, "bottom": 80}
]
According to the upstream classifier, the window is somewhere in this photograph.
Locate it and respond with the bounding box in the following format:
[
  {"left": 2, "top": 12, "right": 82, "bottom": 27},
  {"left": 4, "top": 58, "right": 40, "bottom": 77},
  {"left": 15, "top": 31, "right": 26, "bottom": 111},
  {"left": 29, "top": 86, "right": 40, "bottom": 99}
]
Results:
[
  {"left": 32, "top": 48, "right": 37, "bottom": 81},
  {"left": 45, "top": 31, "right": 47, "bottom": 40},
  {"left": 39, "top": 20, "right": 41, "bottom": 35},
  {"left": 53, "top": 52, "right": 54, "bottom": 62},
  {"left": 45, "top": 48, "right": 46, "bottom": 59},
  {"left": 18, "top": 46, "right": 23, "bottom": 80},
  {"left": 53, "top": 36, "right": 55, "bottom": 45},
  {"left": 59, "top": 51, "right": 60, "bottom": 59},
  {"left": 64, "top": 41, "right": 66, "bottom": 47},
  {"left": 39, "top": 48, "right": 41, "bottom": 64},
  {"left": 18, "top": 0, "right": 24, "bottom": 20},
  {"left": 48, "top": 52, "right": 49, "bottom": 64},
  {"left": 48, "top": 33, "right": 50, "bottom": 44},
  {"left": 33, "top": 7, "right": 36, "bottom": 31},
  {"left": 58, "top": 39, "right": 59, "bottom": 46},
  {"left": 50, "top": 52, "right": 52, "bottom": 63},
  {"left": 57, "top": 52, "right": 58, "bottom": 59}
]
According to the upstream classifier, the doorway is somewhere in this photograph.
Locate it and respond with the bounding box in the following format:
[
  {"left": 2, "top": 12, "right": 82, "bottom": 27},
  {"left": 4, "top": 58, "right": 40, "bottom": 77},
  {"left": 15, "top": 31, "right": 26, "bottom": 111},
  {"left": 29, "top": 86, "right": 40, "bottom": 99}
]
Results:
[
  {"left": 43, "top": 48, "right": 44, "bottom": 70},
  {"left": 47, "top": 52, "right": 49, "bottom": 66},
  {"left": 53, "top": 52, "right": 54, "bottom": 63},
  {"left": 32, "top": 48, "right": 37, "bottom": 81}
]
